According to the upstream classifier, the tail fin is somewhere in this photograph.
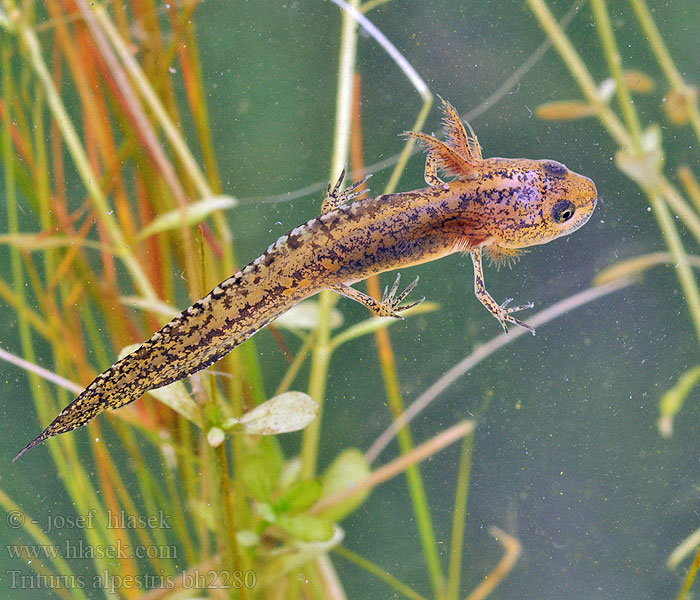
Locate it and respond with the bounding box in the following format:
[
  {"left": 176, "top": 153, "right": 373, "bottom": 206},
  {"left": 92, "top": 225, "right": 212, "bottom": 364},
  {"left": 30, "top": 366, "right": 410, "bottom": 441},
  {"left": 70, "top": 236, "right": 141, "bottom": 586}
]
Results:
[
  {"left": 14, "top": 256, "right": 307, "bottom": 459},
  {"left": 13, "top": 352, "right": 145, "bottom": 461},
  {"left": 13, "top": 323, "right": 243, "bottom": 460}
]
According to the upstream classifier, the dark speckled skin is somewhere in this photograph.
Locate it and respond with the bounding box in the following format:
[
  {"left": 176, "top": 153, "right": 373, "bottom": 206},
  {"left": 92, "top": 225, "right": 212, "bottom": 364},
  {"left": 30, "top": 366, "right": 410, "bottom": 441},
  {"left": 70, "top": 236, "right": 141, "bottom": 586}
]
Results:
[{"left": 15, "top": 102, "right": 597, "bottom": 460}]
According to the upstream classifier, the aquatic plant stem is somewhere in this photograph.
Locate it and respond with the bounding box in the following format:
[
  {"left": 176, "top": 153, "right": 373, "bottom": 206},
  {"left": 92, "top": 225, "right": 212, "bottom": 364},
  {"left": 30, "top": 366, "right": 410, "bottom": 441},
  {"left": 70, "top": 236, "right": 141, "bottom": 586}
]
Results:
[
  {"left": 648, "top": 192, "right": 700, "bottom": 344},
  {"left": 590, "top": 0, "right": 643, "bottom": 145},
  {"left": 75, "top": 0, "right": 199, "bottom": 298},
  {"left": 91, "top": 3, "right": 213, "bottom": 201},
  {"left": 314, "top": 420, "right": 475, "bottom": 515},
  {"left": 167, "top": 7, "right": 223, "bottom": 192},
  {"left": 627, "top": 0, "right": 685, "bottom": 91},
  {"left": 446, "top": 433, "right": 473, "bottom": 600},
  {"left": 333, "top": 546, "right": 428, "bottom": 600},
  {"left": 0, "top": 489, "right": 87, "bottom": 600},
  {"left": 465, "top": 528, "right": 521, "bottom": 600},
  {"left": 676, "top": 541, "right": 700, "bottom": 600},
  {"left": 589, "top": 0, "right": 700, "bottom": 345},
  {"left": 275, "top": 330, "right": 317, "bottom": 396},
  {"left": 384, "top": 99, "right": 433, "bottom": 194},
  {"left": 349, "top": 75, "right": 445, "bottom": 595},
  {"left": 3, "top": 41, "right": 115, "bottom": 587},
  {"left": 3, "top": 2, "right": 156, "bottom": 300},
  {"left": 0, "top": 345, "right": 83, "bottom": 394},
  {"left": 301, "top": 0, "right": 359, "bottom": 480},
  {"left": 330, "top": 0, "right": 429, "bottom": 100},
  {"left": 2, "top": 40, "right": 39, "bottom": 449},
  {"left": 594, "top": 252, "right": 700, "bottom": 286},
  {"left": 679, "top": 166, "right": 700, "bottom": 213},
  {"left": 92, "top": 441, "right": 141, "bottom": 583},
  {"left": 302, "top": 289, "right": 335, "bottom": 479},
  {"left": 628, "top": 0, "right": 700, "bottom": 147},
  {"left": 525, "top": 0, "right": 630, "bottom": 148},
  {"left": 217, "top": 443, "right": 249, "bottom": 600},
  {"left": 367, "top": 277, "right": 635, "bottom": 461},
  {"left": 331, "top": 0, "right": 360, "bottom": 178},
  {"left": 527, "top": 0, "right": 700, "bottom": 348},
  {"left": 655, "top": 177, "right": 700, "bottom": 248}
]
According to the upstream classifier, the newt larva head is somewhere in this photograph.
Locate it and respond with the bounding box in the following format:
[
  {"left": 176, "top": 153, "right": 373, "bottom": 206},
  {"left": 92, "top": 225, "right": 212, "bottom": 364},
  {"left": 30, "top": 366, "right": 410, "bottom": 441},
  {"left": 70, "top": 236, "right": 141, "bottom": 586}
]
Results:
[
  {"left": 479, "top": 157, "right": 598, "bottom": 250},
  {"left": 536, "top": 159, "right": 598, "bottom": 241}
]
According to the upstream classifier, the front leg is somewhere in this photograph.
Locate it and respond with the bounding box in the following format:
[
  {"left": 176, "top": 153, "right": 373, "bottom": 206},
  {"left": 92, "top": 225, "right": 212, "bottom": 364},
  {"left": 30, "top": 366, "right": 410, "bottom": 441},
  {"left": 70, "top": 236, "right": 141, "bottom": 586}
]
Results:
[
  {"left": 470, "top": 247, "right": 535, "bottom": 335},
  {"left": 322, "top": 168, "right": 372, "bottom": 214},
  {"left": 331, "top": 273, "right": 424, "bottom": 319}
]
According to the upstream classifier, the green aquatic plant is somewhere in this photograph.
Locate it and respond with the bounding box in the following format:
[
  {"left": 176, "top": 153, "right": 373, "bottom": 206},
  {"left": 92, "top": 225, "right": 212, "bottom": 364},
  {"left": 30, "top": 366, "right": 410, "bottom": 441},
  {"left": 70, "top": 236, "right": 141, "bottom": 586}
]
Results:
[
  {"left": 0, "top": 1, "right": 496, "bottom": 598},
  {"left": 528, "top": 0, "right": 700, "bottom": 597}
]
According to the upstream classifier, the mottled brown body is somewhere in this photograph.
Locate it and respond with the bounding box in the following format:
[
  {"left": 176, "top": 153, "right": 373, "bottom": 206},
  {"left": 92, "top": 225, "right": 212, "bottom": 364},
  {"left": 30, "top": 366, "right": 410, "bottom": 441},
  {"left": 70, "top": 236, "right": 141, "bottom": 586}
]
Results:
[{"left": 15, "top": 98, "right": 597, "bottom": 459}]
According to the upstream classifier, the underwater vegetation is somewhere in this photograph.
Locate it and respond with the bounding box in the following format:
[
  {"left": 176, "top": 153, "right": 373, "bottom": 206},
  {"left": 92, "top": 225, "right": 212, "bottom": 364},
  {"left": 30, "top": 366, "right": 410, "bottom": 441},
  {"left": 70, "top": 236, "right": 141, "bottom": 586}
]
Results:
[{"left": 0, "top": 0, "right": 699, "bottom": 598}]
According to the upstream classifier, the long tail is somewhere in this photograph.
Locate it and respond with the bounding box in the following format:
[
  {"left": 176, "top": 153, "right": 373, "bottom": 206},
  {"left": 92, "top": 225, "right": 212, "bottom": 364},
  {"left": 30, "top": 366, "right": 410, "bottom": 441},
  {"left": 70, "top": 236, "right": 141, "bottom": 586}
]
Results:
[{"left": 14, "top": 255, "right": 313, "bottom": 460}]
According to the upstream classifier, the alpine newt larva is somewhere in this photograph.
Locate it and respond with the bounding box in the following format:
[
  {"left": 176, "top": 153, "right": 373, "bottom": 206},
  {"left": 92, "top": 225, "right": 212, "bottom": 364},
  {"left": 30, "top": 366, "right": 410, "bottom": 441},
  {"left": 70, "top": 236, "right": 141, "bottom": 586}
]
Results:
[{"left": 15, "top": 98, "right": 597, "bottom": 459}]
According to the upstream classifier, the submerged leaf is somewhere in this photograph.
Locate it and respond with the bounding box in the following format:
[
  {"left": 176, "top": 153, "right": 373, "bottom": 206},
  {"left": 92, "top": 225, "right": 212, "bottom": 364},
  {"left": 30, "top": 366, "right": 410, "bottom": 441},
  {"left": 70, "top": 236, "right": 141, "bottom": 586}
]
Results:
[
  {"left": 536, "top": 100, "right": 596, "bottom": 121},
  {"left": 223, "top": 391, "right": 318, "bottom": 435},
  {"left": 256, "top": 525, "right": 344, "bottom": 586},
  {"left": 623, "top": 70, "right": 656, "bottom": 94},
  {"left": 273, "top": 479, "right": 322, "bottom": 514},
  {"left": 615, "top": 125, "right": 664, "bottom": 189},
  {"left": 145, "top": 383, "right": 202, "bottom": 427},
  {"left": 0, "top": 233, "right": 110, "bottom": 252},
  {"left": 594, "top": 71, "right": 656, "bottom": 104},
  {"left": 242, "top": 454, "right": 277, "bottom": 502},
  {"left": 657, "top": 364, "right": 700, "bottom": 438},
  {"left": 277, "top": 457, "right": 303, "bottom": 494},
  {"left": 663, "top": 86, "right": 698, "bottom": 125},
  {"left": 136, "top": 195, "right": 238, "bottom": 241},
  {"left": 236, "top": 530, "right": 260, "bottom": 547},
  {"left": 120, "top": 296, "right": 179, "bottom": 319},
  {"left": 593, "top": 252, "right": 700, "bottom": 287},
  {"left": 255, "top": 502, "right": 276, "bottom": 524},
  {"left": 118, "top": 342, "right": 145, "bottom": 359},
  {"left": 318, "top": 448, "right": 371, "bottom": 522},
  {"left": 275, "top": 300, "right": 344, "bottom": 331},
  {"left": 276, "top": 513, "right": 334, "bottom": 542}
]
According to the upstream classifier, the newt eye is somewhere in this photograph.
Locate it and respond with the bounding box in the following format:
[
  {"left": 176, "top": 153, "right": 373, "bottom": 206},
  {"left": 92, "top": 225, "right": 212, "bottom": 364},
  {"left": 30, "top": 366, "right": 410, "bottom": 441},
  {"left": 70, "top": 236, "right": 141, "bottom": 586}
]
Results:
[
  {"left": 543, "top": 160, "right": 567, "bottom": 177},
  {"left": 552, "top": 199, "right": 576, "bottom": 223}
]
